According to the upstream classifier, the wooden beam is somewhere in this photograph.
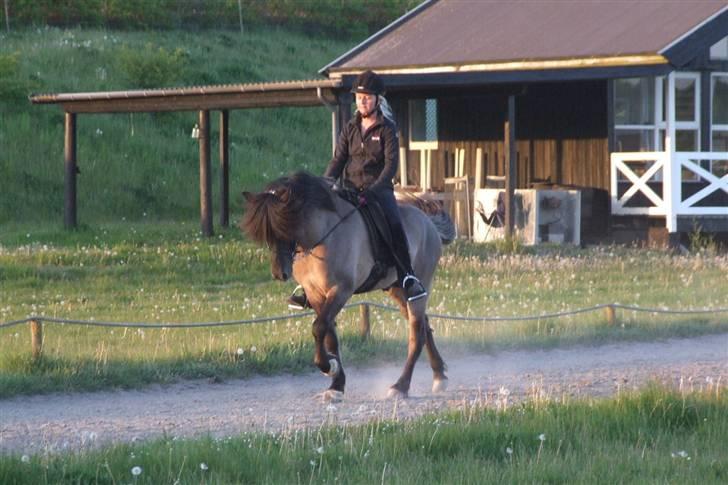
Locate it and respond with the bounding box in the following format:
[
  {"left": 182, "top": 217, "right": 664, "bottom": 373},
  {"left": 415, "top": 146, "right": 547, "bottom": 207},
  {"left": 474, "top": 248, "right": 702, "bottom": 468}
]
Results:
[
  {"left": 64, "top": 112, "right": 77, "bottom": 229},
  {"left": 219, "top": 110, "right": 230, "bottom": 228},
  {"left": 504, "top": 95, "right": 516, "bottom": 239},
  {"left": 199, "top": 110, "right": 213, "bottom": 237},
  {"left": 52, "top": 89, "right": 339, "bottom": 114}
]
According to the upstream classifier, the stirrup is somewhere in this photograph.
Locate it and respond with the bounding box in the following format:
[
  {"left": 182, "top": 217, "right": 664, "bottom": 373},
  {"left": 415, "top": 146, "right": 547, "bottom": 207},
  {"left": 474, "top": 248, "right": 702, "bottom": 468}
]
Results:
[
  {"left": 402, "top": 275, "right": 427, "bottom": 302},
  {"left": 287, "top": 285, "right": 310, "bottom": 310}
]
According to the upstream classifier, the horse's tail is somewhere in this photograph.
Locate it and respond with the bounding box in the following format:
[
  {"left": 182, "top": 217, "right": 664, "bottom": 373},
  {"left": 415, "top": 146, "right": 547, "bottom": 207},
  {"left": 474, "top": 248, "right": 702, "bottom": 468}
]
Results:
[{"left": 429, "top": 210, "right": 456, "bottom": 245}]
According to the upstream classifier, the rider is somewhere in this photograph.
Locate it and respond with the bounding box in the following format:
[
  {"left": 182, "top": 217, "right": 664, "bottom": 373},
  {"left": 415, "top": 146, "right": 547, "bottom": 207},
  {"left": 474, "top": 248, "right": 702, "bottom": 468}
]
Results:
[{"left": 288, "top": 70, "right": 428, "bottom": 309}]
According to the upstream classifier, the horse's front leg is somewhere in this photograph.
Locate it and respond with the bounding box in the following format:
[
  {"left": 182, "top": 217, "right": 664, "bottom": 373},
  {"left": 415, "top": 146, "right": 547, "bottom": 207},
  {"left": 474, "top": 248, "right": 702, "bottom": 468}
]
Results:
[{"left": 310, "top": 289, "right": 348, "bottom": 399}]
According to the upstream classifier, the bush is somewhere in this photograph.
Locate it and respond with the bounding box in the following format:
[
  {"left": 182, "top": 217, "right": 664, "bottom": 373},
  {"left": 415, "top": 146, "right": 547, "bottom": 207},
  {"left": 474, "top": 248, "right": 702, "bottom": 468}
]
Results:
[
  {"left": 116, "top": 43, "right": 188, "bottom": 89},
  {"left": 0, "top": 52, "right": 29, "bottom": 102}
]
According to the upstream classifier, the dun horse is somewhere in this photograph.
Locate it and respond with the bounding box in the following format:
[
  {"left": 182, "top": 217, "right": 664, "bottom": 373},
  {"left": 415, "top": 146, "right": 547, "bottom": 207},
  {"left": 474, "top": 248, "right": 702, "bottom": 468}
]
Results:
[{"left": 242, "top": 171, "right": 455, "bottom": 401}]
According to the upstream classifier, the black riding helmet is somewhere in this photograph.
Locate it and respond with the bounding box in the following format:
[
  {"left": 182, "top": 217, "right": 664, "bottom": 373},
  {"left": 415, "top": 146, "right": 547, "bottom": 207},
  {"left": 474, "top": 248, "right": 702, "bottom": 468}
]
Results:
[{"left": 350, "top": 70, "right": 385, "bottom": 96}]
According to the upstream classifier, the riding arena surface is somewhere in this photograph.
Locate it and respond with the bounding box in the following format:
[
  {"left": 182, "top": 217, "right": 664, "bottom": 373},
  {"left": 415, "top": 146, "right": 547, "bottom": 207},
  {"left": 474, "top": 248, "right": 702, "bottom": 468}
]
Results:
[{"left": 1, "top": 333, "right": 726, "bottom": 455}]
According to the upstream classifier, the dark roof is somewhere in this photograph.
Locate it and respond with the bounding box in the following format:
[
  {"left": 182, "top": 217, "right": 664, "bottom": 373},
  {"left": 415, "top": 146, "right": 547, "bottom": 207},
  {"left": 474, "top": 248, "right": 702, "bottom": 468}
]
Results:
[
  {"left": 30, "top": 79, "right": 341, "bottom": 113},
  {"left": 322, "top": 0, "right": 728, "bottom": 79}
]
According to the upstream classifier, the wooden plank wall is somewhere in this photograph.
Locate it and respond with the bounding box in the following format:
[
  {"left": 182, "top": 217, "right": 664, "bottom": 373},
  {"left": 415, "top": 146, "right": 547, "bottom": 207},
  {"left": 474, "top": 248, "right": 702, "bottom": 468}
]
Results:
[{"left": 394, "top": 80, "right": 610, "bottom": 192}]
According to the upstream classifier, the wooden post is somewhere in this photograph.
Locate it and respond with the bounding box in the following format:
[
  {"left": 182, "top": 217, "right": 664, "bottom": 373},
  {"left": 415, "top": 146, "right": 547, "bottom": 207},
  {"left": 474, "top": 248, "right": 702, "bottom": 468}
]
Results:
[
  {"left": 504, "top": 95, "right": 517, "bottom": 239},
  {"left": 64, "top": 112, "right": 78, "bottom": 229},
  {"left": 605, "top": 304, "right": 617, "bottom": 326},
  {"left": 359, "top": 304, "right": 371, "bottom": 339},
  {"left": 219, "top": 110, "right": 230, "bottom": 228},
  {"left": 475, "top": 147, "right": 483, "bottom": 189},
  {"left": 30, "top": 319, "right": 43, "bottom": 360},
  {"left": 199, "top": 110, "right": 213, "bottom": 237}
]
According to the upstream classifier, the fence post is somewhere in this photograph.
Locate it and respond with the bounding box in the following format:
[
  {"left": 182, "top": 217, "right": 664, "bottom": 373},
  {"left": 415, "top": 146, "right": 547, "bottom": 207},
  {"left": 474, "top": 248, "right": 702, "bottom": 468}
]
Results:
[
  {"left": 605, "top": 304, "right": 617, "bottom": 326},
  {"left": 359, "top": 304, "right": 370, "bottom": 339},
  {"left": 30, "top": 319, "right": 43, "bottom": 360}
]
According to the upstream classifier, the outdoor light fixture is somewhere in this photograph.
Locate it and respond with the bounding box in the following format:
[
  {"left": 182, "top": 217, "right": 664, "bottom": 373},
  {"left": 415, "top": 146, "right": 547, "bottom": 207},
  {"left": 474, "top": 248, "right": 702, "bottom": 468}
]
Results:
[{"left": 190, "top": 123, "right": 200, "bottom": 139}]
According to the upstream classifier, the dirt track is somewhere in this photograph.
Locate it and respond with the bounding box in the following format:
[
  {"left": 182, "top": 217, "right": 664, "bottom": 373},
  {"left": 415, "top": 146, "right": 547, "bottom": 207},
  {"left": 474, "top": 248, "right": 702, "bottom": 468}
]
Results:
[{"left": 1, "top": 333, "right": 726, "bottom": 455}]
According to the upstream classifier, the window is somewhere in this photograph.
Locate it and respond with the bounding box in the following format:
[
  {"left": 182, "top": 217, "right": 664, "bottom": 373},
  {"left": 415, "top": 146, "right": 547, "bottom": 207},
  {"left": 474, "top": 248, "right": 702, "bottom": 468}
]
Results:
[
  {"left": 711, "top": 73, "right": 728, "bottom": 178},
  {"left": 710, "top": 36, "right": 728, "bottom": 61},
  {"left": 614, "top": 74, "right": 700, "bottom": 153},
  {"left": 614, "top": 73, "right": 701, "bottom": 181},
  {"left": 614, "top": 77, "right": 657, "bottom": 152},
  {"left": 409, "top": 98, "right": 438, "bottom": 150}
]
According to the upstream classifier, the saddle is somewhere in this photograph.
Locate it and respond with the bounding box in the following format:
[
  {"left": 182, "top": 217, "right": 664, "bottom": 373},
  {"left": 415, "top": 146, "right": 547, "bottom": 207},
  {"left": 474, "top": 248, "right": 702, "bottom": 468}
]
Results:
[{"left": 335, "top": 189, "right": 395, "bottom": 294}]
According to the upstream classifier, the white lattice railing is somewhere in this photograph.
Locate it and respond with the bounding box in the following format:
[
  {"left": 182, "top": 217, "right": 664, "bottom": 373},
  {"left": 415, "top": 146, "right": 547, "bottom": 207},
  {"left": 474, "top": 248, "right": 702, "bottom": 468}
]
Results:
[{"left": 610, "top": 151, "right": 728, "bottom": 232}]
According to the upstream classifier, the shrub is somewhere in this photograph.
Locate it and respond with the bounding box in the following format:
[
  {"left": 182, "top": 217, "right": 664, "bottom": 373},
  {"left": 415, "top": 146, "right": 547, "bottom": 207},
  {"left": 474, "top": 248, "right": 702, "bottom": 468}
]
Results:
[
  {"left": 0, "top": 52, "right": 28, "bottom": 102},
  {"left": 116, "top": 43, "right": 188, "bottom": 89}
]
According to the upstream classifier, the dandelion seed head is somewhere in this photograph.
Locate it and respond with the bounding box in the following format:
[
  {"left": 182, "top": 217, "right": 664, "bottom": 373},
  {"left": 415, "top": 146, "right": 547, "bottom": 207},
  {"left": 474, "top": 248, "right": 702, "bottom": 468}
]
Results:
[
  {"left": 538, "top": 433, "right": 546, "bottom": 441},
  {"left": 200, "top": 462, "right": 208, "bottom": 471},
  {"left": 131, "top": 466, "right": 142, "bottom": 476},
  {"left": 21, "top": 454, "right": 30, "bottom": 463}
]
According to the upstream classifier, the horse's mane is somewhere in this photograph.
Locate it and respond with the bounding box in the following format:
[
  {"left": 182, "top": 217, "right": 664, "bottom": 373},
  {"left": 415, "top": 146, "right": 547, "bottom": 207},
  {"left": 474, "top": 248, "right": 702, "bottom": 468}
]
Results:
[{"left": 241, "top": 171, "right": 336, "bottom": 246}]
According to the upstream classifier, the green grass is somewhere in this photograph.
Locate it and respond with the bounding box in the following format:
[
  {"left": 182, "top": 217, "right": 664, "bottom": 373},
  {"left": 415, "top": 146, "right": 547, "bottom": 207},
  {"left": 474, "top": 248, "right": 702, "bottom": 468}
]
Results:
[
  {"left": 1, "top": 223, "right": 728, "bottom": 398},
  {"left": 0, "top": 26, "right": 354, "bottom": 223},
  {"left": 1, "top": 386, "right": 726, "bottom": 483}
]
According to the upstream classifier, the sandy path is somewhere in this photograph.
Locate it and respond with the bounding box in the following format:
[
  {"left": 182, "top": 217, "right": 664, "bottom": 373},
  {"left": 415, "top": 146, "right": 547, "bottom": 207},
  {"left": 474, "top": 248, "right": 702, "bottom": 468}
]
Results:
[{"left": 1, "top": 333, "right": 726, "bottom": 455}]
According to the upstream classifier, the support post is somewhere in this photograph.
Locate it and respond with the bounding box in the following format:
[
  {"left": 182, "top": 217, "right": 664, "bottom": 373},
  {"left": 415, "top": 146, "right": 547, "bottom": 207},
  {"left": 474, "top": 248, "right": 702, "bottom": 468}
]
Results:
[
  {"left": 605, "top": 304, "right": 617, "bottom": 326},
  {"left": 199, "top": 110, "right": 213, "bottom": 237},
  {"left": 219, "top": 110, "right": 230, "bottom": 228},
  {"left": 665, "top": 73, "right": 679, "bottom": 235},
  {"left": 64, "top": 112, "right": 78, "bottom": 229},
  {"left": 30, "top": 319, "right": 43, "bottom": 360},
  {"left": 504, "top": 95, "right": 517, "bottom": 239},
  {"left": 359, "top": 303, "right": 370, "bottom": 339}
]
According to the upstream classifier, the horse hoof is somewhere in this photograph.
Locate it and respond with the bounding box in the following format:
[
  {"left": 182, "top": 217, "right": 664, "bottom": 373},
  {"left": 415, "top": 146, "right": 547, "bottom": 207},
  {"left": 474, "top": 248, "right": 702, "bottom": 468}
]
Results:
[
  {"left": 432, "top": 377, "right": 448, "bottom": 394},
  {"left": 322, "top": 390, "right": 344, "bottom": 403},
  {"left": 387, "top": 387, "right": 408, "bottom": 400}
]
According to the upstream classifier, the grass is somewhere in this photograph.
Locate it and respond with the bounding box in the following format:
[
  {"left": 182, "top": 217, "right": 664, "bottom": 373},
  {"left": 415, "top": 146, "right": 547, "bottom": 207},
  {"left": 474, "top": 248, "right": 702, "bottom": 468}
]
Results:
[
  {"left": 1, "top": 223, "right": 728, "bottom": 399},
  {"left": 1, "top": 386, "right": 726, "bottom": 483},
  {"left": 0, "top": 26, "right": 354, "bottom": 223}
]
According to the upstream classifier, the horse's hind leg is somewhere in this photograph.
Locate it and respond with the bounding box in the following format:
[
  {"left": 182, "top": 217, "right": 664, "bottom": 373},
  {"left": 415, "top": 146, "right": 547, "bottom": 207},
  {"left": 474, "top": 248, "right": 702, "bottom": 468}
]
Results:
[
  {"left": 386, "top": 288, "right": 427, "bottom": 398},
  {"left": 387, "top": 288, "right": 447, "bottom": 395},
  {"left": 423, "top": 315, "right": 448, "bottom": 393}
]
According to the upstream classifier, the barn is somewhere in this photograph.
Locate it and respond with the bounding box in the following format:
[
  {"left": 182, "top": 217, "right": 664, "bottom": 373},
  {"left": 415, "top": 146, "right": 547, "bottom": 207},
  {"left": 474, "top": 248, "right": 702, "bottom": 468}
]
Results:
[{"left": 319, "top": 0, "right": 728, "bottom": 245}]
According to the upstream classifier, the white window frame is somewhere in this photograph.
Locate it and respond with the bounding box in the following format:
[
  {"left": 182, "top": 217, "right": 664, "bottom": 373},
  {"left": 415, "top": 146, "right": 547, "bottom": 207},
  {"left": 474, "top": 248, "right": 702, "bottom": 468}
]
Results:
[
  {"left": 408, "top": 98, "right": 439, "bottom": 150},
  {"left": 614, "top": 73, "right": 701, "bottom": 181},
  {"left": 711, "top": 72, "right": 728, "bottom": 147}
]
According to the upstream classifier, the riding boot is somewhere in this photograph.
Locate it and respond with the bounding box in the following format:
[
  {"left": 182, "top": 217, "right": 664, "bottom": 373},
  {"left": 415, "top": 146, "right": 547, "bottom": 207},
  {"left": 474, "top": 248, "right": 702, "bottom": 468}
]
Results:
[
  {"left": 389, "top": 222, "right": 427, "bottom": 302},
  {"left": 287, "top": 285, "right": 311, "bottom": 310}
]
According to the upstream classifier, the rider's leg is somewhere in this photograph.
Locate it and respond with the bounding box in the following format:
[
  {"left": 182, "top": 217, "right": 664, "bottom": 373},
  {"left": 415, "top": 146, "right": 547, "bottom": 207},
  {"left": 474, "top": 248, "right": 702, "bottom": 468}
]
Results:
[{"left": 370, "top": 187, "right": 427, "bottom": 302}]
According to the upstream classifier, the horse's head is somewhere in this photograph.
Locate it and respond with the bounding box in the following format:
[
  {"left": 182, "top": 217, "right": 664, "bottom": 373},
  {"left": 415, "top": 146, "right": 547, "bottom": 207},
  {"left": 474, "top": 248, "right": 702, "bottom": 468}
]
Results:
[{"left": 241, "top": 171, "right": 335, "bottom": 281}]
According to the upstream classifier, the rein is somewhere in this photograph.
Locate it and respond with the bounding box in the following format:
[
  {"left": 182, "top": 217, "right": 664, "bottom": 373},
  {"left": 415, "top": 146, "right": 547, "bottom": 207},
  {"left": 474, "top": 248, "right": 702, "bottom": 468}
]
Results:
[{"left": 294, "top": 201, "right": 361, "bottom": 259}]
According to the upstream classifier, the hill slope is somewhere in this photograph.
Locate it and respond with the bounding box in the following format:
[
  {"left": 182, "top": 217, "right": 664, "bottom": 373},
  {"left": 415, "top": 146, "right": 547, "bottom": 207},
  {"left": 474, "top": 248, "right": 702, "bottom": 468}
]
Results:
[{"left": 0, "top": 27, "right": 354, "bottom": 223}]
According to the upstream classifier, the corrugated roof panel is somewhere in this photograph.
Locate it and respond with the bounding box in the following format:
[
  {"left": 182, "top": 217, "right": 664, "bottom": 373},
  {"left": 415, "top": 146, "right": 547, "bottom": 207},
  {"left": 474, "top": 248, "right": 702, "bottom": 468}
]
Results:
[{"left": 329, "top": 0, "right": 727, "bottom": 72}]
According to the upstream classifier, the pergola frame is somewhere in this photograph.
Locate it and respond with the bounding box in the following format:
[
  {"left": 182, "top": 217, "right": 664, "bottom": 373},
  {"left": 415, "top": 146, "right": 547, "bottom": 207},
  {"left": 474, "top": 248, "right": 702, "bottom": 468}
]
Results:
[{"left": 31, "top": 80, "right": 344, "bottom": 236}]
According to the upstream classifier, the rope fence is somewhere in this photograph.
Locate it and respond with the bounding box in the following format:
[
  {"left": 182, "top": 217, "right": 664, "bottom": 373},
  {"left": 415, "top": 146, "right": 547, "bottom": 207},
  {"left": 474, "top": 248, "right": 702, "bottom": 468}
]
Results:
[{"left": 2, "top": 302, "right": 728, "bottom": 359}]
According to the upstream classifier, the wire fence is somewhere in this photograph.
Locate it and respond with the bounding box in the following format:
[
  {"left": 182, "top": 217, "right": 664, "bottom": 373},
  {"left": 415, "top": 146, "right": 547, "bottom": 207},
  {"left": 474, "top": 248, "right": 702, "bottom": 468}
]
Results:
[{"left": 2, "top": 301, "right": 728, "bottom": 330}]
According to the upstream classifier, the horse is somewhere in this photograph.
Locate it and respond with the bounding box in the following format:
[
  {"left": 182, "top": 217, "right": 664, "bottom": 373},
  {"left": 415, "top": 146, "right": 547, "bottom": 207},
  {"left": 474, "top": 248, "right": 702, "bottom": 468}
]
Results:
[{"left": 241, "top": 171, "right": 455, "bottom": 401}]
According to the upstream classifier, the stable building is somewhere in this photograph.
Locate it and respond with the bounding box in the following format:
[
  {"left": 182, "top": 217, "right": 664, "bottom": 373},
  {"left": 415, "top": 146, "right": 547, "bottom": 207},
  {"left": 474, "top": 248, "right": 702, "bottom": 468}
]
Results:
[{"left": 320, "top": 0, "right": 728, "bottom": 245}]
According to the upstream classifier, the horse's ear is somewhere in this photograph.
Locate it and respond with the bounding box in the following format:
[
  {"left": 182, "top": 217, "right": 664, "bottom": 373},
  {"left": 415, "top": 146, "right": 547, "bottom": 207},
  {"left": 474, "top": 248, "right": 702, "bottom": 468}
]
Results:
[{"left": 242, "top": 191, "right": 254, "bottom": 203}]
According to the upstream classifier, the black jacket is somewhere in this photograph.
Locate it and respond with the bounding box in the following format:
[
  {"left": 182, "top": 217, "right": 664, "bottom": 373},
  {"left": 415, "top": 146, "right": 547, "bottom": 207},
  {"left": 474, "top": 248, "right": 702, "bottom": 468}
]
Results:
[{"left": 324, "top": 110, "right": 399, "bottom": 191}]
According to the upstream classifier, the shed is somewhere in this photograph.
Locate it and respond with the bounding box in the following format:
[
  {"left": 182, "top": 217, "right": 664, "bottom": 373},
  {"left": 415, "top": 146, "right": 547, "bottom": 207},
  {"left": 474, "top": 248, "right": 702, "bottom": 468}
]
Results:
[{"left": 321, "top": 0, "right": 728, "bottom": 244}]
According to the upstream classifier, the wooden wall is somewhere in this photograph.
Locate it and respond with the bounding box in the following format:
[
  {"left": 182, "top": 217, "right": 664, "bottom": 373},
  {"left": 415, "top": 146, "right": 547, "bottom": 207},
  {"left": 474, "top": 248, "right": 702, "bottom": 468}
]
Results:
[{"left": 392, "top": 80, "right": 610, "bottom": 192}]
